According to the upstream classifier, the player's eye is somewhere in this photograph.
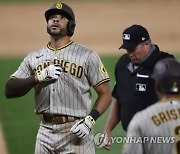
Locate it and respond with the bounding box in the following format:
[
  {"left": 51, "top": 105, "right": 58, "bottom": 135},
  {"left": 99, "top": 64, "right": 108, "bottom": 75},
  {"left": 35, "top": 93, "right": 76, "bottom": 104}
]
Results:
[
  {"left": 60, "top": 16, "right": 67, "bottom": 20},
  {"left": 49, "top": 15, "right": 55, "bottom": 20}
]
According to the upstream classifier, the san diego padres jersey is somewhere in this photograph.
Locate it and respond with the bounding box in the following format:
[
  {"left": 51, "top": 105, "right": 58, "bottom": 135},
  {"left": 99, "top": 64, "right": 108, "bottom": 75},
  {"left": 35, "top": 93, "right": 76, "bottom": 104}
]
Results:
[
  {"left": 123, "top": 97, "right": 180, "bottom": 154},
  {"left": 11, "top": 41, "right": 110, "bottom": 117}
]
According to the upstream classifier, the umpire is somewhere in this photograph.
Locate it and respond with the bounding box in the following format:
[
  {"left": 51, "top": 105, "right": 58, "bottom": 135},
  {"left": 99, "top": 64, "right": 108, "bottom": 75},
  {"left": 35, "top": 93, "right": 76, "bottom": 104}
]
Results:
[{"left": 102, "top": 24, "right": 175, "bottom": 150}]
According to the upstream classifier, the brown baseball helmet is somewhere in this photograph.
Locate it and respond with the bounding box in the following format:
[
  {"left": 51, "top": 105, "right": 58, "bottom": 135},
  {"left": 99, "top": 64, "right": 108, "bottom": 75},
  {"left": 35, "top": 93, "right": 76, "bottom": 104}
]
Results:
[{"left": 151, "top": 58, "right": 180, "bottom": 94}]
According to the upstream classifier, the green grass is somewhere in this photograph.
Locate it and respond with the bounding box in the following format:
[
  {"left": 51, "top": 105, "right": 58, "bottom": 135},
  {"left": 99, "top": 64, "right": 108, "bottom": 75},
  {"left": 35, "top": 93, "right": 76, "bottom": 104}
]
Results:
[{"left": 0, "top": 55, "right": 179, "bottom": 154}]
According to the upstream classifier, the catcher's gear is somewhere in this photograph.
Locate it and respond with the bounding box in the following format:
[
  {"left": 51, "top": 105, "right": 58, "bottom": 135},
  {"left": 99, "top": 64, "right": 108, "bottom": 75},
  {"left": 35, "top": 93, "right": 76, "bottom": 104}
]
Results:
[
  {"left": 45, "top": 2, "right": 76, "bottom": 37},
  {"left": 36, "top": 64, "right": 62, "bottom": 82},
  {"left": 70, "top": 115, "right": 95, "bottom": 138},
  {"left": 151, "top": 58, "right": 180, "bottom": 94}
]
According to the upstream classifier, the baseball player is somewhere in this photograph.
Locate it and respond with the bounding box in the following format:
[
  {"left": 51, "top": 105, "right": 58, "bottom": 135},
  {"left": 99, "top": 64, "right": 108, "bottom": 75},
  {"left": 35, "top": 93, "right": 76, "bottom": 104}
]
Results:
[
  {"left": 5, "top": 2, "right": 112, "bottom": 154},
  {"left": 123, "top": 58, "right": 180, "bottom": 154}
]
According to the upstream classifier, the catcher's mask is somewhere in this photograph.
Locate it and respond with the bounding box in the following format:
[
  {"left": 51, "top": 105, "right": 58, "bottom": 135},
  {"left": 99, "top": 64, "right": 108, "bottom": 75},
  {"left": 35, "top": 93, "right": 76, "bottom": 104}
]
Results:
[
  {"left": 151, "top": 58, "right": 180, "bottom": 94},
  {"left": 45, "top": 2, "right": 76, "bottom": 37}
]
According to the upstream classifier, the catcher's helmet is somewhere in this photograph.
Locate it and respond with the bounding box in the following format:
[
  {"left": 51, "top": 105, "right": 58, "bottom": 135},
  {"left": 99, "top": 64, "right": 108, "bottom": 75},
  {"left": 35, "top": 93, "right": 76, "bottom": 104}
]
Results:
[
  {"left": 151, "top": 58, "right": 180, "bottom": 94},
  {"left": 45, "top": 2, "right": 76, "bottom": 37}
]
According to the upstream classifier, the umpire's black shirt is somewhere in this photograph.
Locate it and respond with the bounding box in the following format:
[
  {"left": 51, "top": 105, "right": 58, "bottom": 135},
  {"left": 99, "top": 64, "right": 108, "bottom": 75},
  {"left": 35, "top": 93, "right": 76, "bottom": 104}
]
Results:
[{"left": 112, "top": 44, "right": 174, "bottom": 131}]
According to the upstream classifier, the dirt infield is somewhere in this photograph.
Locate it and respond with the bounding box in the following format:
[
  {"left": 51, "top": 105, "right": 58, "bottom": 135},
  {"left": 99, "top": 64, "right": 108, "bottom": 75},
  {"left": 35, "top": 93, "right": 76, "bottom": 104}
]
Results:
[
  {"left": 0, "top": 1, "right": 180, "bottom": 153},
  {"left": 0, "top": 1, "right": 180, "bottom": 57}
]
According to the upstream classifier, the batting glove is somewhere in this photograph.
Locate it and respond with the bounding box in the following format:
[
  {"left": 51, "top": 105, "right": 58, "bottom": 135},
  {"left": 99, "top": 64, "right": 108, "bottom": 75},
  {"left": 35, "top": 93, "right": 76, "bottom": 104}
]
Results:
[
  {"left": 70, "top": 115, "right": 95, "bottom": 138},
  {"left": 36, "top": 64, "right": 62, "bottom": 82}
]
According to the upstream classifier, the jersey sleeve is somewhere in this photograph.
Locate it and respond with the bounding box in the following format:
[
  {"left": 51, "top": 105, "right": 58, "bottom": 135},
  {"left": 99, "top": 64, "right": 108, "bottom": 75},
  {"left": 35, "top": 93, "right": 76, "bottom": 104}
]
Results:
[
  {"left": 11, "top": 53, "right": 33, "bottom": 79},
  {"left": 85, "top": 51, "right": 110, "bottom": 88},
  {"left": 122, "top": 113, "right": 144, "bottom": 154}
]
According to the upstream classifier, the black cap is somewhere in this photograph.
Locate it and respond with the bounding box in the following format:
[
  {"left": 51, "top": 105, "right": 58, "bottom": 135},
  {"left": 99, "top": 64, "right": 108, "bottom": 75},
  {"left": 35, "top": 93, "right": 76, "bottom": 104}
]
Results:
[
  {"left": 151, "top": 58, "right": 180, "bottom": 94},
  {"left": 119, "top": 24, "right": 150, "bottom": 50},
  {"left": 45, "top": 2, "right": 75, "bottom": 22}
]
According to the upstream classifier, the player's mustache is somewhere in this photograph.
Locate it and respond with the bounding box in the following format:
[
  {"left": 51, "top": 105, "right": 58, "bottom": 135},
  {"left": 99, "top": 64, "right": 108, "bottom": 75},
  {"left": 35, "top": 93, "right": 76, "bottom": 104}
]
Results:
[{"left": 51, "top": 23, "right": 60, "bottom": 28}]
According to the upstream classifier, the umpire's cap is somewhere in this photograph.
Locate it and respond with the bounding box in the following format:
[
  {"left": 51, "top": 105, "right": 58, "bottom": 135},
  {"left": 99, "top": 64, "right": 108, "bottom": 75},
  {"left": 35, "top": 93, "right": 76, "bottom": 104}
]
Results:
[
  {"left": 45, "top": 2, "right": 75, "bottom": 23},
  {"left": 119, "top": 25, "right": 150, "bottom": 51},
  {"left": 151, "top": 58, "right": 180, "bottom": 94}
]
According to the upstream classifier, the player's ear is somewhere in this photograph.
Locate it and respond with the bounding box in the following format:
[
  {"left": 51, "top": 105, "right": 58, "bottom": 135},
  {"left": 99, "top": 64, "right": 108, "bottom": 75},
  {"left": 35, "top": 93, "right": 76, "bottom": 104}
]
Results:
[{"left": 67, "top": 20, "right": 76, "bottom": 37}]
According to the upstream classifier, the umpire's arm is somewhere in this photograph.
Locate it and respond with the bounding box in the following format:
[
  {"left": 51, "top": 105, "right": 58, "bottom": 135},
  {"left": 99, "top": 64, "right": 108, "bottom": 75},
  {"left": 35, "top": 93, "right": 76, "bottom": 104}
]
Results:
[{"left": 103, "top": 98, "right": 120, "bottom": 132}]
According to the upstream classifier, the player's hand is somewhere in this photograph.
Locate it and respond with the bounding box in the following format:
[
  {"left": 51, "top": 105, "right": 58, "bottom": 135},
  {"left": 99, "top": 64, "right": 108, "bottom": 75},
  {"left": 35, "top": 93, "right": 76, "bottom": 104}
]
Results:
[
  {"left": 70, "top": 115, "right": 95, "bottom": 138},
  {"left": 100, "top": 131, "right": 112, "bottom": 150},
  {"left": 35, "top": 64, "right": 62, "bottom": 82}
]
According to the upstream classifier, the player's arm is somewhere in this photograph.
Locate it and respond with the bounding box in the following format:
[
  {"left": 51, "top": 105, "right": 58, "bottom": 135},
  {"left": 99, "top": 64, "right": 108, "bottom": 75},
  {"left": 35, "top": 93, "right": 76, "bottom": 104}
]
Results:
[
  {"left": 5, "top": 76, "right": 37, "bottom": 98},
  {"left": 92, "top": 81, "right": 112, "bottom": 116},
  {"left": 70, "top": 51, "right": 112, "bottom": 138},
  {"left": 5, "top": 64, "right": 62, "bottom": 98},
  {"left": 70, "top": 81, "right": 112, "bottom": 138}
]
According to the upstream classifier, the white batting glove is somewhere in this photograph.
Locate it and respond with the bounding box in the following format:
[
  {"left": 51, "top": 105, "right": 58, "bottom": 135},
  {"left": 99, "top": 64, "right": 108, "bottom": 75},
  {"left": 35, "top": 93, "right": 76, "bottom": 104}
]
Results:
[
  {"left": 36, "top": 64, "right": 62, "bottom": 82},
  {"left": 70, "top": 115, "right": 95, "bottom": 138}
]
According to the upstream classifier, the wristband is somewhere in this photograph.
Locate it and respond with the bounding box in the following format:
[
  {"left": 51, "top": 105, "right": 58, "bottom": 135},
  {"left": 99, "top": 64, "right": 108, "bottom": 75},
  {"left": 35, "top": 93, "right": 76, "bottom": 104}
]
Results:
[{"left": 89, "top": 108, "right": 100, "bottom": 121}]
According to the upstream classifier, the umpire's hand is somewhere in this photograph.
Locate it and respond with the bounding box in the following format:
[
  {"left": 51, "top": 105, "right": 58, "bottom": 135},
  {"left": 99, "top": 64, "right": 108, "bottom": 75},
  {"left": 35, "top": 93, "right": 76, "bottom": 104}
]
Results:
[
  {"left": 70, "top": 115, "right": 95, "bottom": 138},
  {"left": 100, "top": 131, "right": 112, "bottom": 150}
]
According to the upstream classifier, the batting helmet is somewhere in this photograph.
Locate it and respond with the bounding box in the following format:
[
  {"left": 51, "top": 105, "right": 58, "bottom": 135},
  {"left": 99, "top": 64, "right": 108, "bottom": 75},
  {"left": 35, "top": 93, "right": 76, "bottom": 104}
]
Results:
[
  {"left": 151, "top": 58, "right": 180, "bottom": 94},
  {"left": 45, "top": 2, "right": 76, "bottom": 37}
]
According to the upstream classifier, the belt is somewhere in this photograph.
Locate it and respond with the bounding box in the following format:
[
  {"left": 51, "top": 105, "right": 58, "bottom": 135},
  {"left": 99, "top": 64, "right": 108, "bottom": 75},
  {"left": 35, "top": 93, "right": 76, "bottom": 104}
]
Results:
[{"left": 42, "top": 114, "right": 80, "bottom": 124}]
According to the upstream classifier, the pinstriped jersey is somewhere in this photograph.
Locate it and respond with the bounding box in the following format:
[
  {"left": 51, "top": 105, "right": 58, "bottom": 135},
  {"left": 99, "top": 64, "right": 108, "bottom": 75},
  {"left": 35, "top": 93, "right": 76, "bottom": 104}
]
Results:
[
  {"left": 11, "top": 41, "right": 110, "bottom": 117},
  {"left": 123, "top": 98, "right": 180, "bottom": 154}
]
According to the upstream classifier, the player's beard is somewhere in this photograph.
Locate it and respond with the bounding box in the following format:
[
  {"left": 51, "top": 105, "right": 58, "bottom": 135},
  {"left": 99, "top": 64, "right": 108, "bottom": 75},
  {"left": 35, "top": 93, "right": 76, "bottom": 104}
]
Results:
[{"left": 47, "top": 26, "right": 68, "bottom": 37}]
